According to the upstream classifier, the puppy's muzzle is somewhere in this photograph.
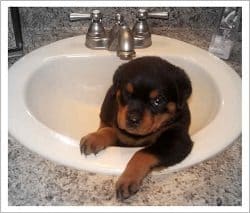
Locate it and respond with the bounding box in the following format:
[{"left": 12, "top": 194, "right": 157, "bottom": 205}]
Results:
[{"left": 126, "top": 110, "right": 141, "bottom": 128}]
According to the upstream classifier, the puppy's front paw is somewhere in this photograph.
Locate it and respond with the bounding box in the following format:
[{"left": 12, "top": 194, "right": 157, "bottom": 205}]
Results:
[
  {"left": 80, "top": 132, "right": 106, "bottom": 156},
  {"left": 115, "top": 175, "right": 141, "bottom": 201},
  {"left": 80, "top": 127, "right": 117, "bottom": 156}
]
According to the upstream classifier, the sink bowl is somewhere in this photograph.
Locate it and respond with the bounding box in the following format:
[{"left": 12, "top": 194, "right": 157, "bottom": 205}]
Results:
[{"left": 9, "top": 35, "right": 241, "bottom": 175}]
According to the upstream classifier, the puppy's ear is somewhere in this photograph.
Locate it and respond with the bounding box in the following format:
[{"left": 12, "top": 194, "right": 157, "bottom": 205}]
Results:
[
  {"left": 174, "top": 68, "right": 192, "bottom": 109},
  {"left": 112, "top": 65, "right": 124, "bottom": 90},
  {"left": 109, "top": 65, "right": 124, "bottom": 97}
]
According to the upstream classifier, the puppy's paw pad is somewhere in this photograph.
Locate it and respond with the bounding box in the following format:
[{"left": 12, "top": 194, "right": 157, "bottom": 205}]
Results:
[
  {"left": 115, "top": 177, "right": 140, "bottom": 201},
  {"left": 80, "top": 133, "right": 105, "bottom": 156}
]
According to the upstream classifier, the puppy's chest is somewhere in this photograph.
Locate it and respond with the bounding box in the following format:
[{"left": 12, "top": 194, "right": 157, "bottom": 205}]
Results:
[{"left": 115, "top": 127, "right": 164, "bottom": 147}]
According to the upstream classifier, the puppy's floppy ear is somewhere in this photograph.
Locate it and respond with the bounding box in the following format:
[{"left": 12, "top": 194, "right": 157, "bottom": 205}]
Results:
[
  {"left": 174, "top": 67, "right": 192, "bottom": 109},
  {"left": 112, "top": 65, "right": 124, "bottom": 90},
  {"left": 109, "top": 64, "right": 124, "bottom": 97}
]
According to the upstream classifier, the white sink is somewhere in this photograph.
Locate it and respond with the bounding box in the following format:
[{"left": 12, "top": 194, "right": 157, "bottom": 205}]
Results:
[{"left": 9, "top": 35, "right": 241, "bottom": 175}]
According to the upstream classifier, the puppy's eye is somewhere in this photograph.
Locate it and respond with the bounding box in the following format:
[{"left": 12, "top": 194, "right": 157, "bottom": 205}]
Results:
[
  {"left": 152, "top": 97, "right": 161, "bottom": 107},
  {"left": 151, "top": 95, "right": 166, "bottom": 108}
]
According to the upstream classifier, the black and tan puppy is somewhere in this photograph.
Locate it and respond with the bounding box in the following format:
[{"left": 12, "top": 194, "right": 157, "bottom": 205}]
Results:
[{"left": 80, "top": 56, "right": 193, "bottom": 200}]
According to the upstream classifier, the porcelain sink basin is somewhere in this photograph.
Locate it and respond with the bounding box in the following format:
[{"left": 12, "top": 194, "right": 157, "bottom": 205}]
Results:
[{"left": 9, "top": 35, "right": 241, "bottom": 175}]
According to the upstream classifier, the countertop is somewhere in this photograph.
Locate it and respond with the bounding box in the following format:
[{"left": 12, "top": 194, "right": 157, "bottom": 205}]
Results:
[{"left": 8, "top": 27, "right": 242, "bottom": 206}]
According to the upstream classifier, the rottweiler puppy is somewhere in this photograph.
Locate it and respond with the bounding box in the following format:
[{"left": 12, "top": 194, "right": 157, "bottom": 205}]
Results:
[{"left": 80, "top": 56, "right": 193, "bottom": 200}]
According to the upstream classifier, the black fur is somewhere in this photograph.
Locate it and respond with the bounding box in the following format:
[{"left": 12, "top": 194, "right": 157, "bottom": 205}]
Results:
[{"left": 100, "top": 56, "right": 193, "bottom": 167}]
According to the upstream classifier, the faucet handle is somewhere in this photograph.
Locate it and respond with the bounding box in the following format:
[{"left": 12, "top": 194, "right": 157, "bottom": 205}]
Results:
[
  {"left": 136, "top": 8, "right": 168, "bottom": 20},
  {"left": 148, "top": 11, "right": 169, "bottom": 19},
  {"left": 69, "top": 9, "right": 103, "bottom": 22},
  {"left": 69, "top": 13, "right": 91, "bottom": 21}
]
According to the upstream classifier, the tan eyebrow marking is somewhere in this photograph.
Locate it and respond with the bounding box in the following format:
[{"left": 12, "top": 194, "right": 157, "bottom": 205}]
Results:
[
  {"left": 116, "top": 90, "right": 121, "bottom": 98},
  {"left": 126, "top": 83, "right": 134, "bottom": 93},
  {"left": 149, "top": 90, "right": 159, "bottom": 99},
  {"left": 166, "top": 102, "right": 176, "bottom": 113}
]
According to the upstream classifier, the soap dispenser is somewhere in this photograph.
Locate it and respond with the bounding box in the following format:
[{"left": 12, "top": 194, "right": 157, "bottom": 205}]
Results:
[{"left": 208, "top": 7, "right": 241, "bottom": 60}]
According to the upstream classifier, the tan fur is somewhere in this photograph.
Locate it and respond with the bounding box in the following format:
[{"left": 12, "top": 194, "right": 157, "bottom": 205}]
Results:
[
  {"left": 117, "top": 107, "right": 175, "bottom": 136},
  {"left": 117, "top": 105, "right": 128, "bottom": 130},
  {"left": 126, "top": 83, "right": 134, "bottom": 93},
  {"left": 167, "top": 102, "right": 176, "bottom": 113},
  {"left": 116, "top": 150, "right": 159, "bottom": 197},
  {"left": 149, "top": 89, "right": 159, "bottom": 99}
]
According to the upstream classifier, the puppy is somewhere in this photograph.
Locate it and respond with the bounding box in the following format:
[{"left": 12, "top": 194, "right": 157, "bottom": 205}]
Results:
[{"left": 80, "top": 56, "right": 193, "bottom": 200}]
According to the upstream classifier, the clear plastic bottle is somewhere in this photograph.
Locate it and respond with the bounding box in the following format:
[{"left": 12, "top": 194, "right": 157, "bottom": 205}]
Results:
[{"left": 208, "top": 7, "right": 241, "bottom": 60}]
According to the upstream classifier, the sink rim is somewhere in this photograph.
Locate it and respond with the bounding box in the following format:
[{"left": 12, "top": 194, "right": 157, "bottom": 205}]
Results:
[{"left": 8, "top": 35, "right": 242, "bottom": 175}]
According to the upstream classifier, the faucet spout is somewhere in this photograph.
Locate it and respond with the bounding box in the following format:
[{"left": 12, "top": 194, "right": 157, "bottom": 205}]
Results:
[
  {"left": 117, "top": 25, "right": 136, "bottom": 60},
  {"left": 107, "top": 14, "right": 135, "bottom": 60},
  {"left": 108, "top": 14, "right": 124, "bottom": 51}
]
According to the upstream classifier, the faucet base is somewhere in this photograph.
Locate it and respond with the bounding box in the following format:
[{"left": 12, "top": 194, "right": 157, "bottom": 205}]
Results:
[
  {"left": 117, "top": 50, "right": 136, "bottom": 60},
  {"left": 85, "top": 37, "right": 109, "bottom": 50},
  {"left": 134, "top": 36, "right": 152, "bottom": 48}
]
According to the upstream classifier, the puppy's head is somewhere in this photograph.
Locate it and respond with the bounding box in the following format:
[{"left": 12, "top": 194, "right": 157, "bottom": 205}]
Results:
[{"left": 113, "top": 56, "right": 192, "bottom": 136}]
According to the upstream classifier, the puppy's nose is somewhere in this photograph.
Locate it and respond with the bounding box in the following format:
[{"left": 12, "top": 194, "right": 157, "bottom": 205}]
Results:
[{"left": 127, "top": 112, "right": 140, "bottom": 127}]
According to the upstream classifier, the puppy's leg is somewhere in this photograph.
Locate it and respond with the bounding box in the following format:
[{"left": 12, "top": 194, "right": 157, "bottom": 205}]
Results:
[
  {"left": 80, "top": 122, "right": 117, "bottom": 155},
  {"left": 116, "top": 129, "right": 193, "bottom": 200},
  {"left": 116, "top": 150, "right": 159, "bottom": 200}
]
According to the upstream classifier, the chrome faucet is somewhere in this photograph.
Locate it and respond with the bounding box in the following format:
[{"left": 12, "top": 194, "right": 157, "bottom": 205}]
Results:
[
  {"left": 108, "top": 13, "right": 125, "bottom": 51},
  {"left": 108, "top": 14, "right": 135, "bottom": 60},
  {"left": 70, "top": 10, "right": 108, "bottom": 49},
  {"left": 133, "top": 8, "right": 168, "bottom": 48},
  {"left": 69, "top": 9, "right": 168, "bottom": 60}
]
